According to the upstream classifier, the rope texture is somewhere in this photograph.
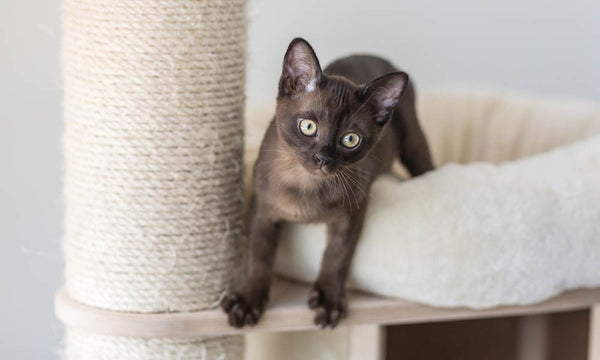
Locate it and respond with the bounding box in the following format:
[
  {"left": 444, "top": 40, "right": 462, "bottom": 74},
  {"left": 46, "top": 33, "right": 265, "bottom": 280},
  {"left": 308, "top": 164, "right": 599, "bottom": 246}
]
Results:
[
  {"left": 66, "top": 331, "right": 244, "bottom": 360},
  {"left": 63, "top": 0, "right": 245, "bottom": 357}
]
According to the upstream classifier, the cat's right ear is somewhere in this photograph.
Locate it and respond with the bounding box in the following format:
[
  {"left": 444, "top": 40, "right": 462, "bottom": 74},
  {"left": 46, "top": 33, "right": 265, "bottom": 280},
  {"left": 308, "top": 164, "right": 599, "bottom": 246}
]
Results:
[{"left": 278, "top": 38, "right": 322, "bottom": 97}]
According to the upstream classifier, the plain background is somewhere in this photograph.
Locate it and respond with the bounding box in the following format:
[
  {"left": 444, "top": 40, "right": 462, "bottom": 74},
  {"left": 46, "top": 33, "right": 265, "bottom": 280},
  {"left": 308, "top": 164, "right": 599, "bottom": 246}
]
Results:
[{"left": 1, "top": 0, "right": 599, "bottom": 358}]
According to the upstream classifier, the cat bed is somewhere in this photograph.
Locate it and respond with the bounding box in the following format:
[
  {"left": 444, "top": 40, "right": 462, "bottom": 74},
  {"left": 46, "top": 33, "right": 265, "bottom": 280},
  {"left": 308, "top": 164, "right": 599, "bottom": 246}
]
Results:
[{"left": 245, "top": 89, "right": 600, "bottom": 309}]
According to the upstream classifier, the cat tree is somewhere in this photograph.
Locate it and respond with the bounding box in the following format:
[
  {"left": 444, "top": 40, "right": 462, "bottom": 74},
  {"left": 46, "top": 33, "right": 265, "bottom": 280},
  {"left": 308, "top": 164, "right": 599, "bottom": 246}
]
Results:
[
  {"left": 56, "top": 0, "right": 600, "bottom": 359},
  {"left": 61, "top": 0, "right": 246, "bottom": 357}
]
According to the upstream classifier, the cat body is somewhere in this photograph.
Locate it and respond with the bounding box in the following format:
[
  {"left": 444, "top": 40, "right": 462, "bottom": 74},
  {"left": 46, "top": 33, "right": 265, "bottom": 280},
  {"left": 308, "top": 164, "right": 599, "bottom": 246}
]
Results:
[{"left": 222, "top": 39, "right": 433, "bottom": 328}]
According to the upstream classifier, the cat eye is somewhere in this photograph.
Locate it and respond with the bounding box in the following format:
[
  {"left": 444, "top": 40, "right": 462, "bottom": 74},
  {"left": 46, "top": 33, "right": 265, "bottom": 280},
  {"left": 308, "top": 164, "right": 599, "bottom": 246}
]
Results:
[
  {"left": 299, "top": 118, "right": 317, "bottom": 136},
  {"left": 341, "top": 133, "right": 361, "bottom": 149}
]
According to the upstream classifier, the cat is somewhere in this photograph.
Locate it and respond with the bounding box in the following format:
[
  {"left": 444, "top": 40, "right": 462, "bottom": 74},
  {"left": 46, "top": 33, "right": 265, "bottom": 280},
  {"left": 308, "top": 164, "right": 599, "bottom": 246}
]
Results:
[{"left": 221, "top": 38, "right": 434, "bottom": 328}]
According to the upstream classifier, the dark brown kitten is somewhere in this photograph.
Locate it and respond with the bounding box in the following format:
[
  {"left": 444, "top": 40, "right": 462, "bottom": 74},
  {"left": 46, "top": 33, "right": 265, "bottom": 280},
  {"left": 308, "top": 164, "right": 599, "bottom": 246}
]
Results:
[{"left": 221, "top": 38, "right": 434, "bottom": 328}]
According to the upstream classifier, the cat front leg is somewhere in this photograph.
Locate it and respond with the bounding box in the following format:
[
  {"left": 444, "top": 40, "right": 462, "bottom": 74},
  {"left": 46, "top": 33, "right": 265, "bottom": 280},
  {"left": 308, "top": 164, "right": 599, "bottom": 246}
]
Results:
[
  {"left": 221, "top": 198, "right": 281, "bottom": 328},
  {"left": 309, "top": 205, "right": 366, "bottom": 328}
]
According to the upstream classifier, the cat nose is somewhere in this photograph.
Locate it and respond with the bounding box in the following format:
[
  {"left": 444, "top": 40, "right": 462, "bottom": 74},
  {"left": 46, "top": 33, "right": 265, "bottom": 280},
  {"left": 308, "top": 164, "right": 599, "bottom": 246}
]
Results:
[{"left": 314, "top": 154, "right": 333, "bottom": 168}]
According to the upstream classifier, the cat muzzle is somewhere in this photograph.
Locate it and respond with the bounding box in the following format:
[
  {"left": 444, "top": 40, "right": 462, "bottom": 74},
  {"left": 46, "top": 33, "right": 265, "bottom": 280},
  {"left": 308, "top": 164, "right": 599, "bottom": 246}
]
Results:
[{"left": 314, "top": 154, "right": 333, "bottom": 169}]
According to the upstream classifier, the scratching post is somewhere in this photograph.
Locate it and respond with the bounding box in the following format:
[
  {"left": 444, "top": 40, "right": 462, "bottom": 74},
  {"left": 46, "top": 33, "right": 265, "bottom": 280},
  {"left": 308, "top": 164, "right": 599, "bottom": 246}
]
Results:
[{"left": 62, "top": 0, "right": 246, "bottom": 358}]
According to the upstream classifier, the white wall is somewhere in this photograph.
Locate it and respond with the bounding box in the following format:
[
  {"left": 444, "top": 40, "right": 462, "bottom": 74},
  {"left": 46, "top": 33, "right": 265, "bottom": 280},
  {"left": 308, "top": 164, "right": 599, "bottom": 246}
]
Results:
[
  {"left": 246, "top": 0, "right": 600, "bottom": 104},
  {"left": 1, "top": 1, "right": 64, "bottom": 359},
  {"left": 1, "top": 0, "right": 599, "bottom": 358}
]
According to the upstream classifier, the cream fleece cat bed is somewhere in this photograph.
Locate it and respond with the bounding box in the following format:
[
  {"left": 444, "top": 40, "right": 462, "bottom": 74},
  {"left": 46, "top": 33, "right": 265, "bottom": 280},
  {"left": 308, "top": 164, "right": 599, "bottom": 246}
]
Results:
[{"left": 245, "top": 89, "right": 600, "bottom": 309}]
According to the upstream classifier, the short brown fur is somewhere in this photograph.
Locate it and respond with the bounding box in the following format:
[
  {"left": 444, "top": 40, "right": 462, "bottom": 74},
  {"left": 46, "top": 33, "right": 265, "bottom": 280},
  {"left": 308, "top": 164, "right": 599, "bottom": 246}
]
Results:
[{"left": 221, "top": 38, "right": 434, "bottom": 328}]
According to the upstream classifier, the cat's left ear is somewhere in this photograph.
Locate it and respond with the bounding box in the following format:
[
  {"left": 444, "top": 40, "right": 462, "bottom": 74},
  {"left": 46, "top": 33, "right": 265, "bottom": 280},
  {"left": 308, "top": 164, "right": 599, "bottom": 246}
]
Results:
[
  {"left": 360, "top": 72, "right": 409, "bottom": 126},
  {"left": 279, "top": 38, "right": 322, "bottom": 97}
]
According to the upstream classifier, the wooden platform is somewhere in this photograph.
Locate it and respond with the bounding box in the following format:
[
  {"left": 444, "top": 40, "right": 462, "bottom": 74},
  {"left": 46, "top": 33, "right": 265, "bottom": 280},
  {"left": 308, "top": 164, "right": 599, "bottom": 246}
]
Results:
[{"left": 55, "top": 278, "right": 600, "bottom": 338}]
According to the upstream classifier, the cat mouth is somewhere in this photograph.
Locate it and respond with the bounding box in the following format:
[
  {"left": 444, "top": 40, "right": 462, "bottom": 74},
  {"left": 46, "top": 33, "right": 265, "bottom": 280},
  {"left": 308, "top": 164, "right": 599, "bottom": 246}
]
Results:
[
  {"left": 301, "top": 161, "right": 336, "bottom": 177},
  {"left": 314, "top": 166, "right": 336, "bottom": 177}
]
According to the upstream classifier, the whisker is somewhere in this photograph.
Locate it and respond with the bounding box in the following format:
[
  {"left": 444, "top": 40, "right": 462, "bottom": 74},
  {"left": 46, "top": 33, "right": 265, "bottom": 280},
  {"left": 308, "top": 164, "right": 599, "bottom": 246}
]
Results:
[
  {"left": 343, "top": 172, "right": 360, "bottom": 210},
  {"left": 342, "top": 169, "right": 367, "bottom": 199}
]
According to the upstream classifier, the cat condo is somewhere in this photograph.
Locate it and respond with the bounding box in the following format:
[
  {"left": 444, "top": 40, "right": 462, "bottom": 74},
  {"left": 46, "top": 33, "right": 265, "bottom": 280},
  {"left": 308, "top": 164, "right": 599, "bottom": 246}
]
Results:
[{"left": 55, "top": 1, "right": 600, "bottom": 359}]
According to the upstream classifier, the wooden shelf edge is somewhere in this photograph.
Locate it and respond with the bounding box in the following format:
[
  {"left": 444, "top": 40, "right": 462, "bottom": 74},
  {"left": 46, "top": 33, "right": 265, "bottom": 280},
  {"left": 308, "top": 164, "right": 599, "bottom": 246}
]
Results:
[{"left": 55, "top": 279, "right": 600, "bottom": 338}]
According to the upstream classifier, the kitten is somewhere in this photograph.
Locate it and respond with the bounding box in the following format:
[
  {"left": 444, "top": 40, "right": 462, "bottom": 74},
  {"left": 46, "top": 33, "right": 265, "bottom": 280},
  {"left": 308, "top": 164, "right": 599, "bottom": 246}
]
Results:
[{"left": 221, "top": 38, "right": 434, "bottom": 328}]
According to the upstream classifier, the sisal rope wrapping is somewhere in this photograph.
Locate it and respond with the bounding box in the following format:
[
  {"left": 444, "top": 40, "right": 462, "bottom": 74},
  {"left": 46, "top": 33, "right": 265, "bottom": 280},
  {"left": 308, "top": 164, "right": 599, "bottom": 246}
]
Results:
[
  {"left": 66, "top": 331, "right": 243, "bottom": 359},
  {"left": 62, "top": 0, "right": 246, "bottom": 358}
]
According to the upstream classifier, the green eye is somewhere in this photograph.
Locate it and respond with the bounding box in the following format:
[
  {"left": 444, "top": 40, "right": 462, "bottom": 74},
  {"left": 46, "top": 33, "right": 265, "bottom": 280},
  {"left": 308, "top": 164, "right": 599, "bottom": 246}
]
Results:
[
  {"left": 341, "top": 132, "right": 361, "bottom": 148},
  {"left": 299, "top": 118, "right": 317, "bottom": 136}
]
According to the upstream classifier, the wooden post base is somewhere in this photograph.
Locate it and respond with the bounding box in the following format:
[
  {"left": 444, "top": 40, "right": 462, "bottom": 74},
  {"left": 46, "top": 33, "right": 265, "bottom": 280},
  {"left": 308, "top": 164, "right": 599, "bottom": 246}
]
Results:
[
  {"left": 349, "top": 325, "right": 385, "bottom": 360},
  {"left": 590, "top": 304, "right": 600, "bottom": 360}
]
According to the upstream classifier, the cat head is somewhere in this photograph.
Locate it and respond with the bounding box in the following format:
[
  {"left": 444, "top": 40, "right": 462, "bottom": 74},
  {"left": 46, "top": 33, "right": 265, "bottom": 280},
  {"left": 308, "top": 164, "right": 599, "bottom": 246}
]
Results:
[{"left": 275, "top": 38, "right": 408, "bottom": 176}]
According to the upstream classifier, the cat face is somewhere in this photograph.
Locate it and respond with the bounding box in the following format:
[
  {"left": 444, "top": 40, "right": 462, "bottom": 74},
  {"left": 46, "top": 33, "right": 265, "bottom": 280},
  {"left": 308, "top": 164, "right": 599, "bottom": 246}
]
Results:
[{"left": 275, "top": 38, "right": 408, "bottom": 176}]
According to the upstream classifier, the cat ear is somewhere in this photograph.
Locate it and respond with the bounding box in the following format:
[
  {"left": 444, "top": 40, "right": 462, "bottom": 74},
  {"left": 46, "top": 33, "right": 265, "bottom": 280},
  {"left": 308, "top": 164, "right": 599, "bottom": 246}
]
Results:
[
  {"left": 279, "top": 38, "right": 322, "bottom": 97},
  {"left": 360, "top": 72, "right": 409, "bottom": 126}
]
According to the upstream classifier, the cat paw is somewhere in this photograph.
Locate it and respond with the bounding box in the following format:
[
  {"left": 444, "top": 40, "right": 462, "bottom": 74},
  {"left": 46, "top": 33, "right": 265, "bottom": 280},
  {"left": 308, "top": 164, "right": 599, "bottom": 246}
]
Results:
[
  {"left": 308, "top": 285, "right": 347, "bottom": 328},
  {"left": 221, "top": 291, "right": 268, "bottom": 328}
]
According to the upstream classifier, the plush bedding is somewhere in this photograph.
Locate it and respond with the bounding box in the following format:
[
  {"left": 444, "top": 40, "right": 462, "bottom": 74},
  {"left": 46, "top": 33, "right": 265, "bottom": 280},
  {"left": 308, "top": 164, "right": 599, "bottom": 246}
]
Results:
[
  {"left": 244, "top": 90, "right": 600, "bottom": 360},
  {"left": 245, "top": 90, "right": 600, "bottom": 308}
]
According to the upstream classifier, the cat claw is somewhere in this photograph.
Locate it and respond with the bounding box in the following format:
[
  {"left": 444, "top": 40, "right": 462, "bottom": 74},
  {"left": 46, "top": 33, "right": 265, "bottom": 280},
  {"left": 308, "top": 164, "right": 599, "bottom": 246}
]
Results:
[
  {"left": 308, "top": 286, "right": 347, "bottom": 329},
  {"left": 221, "top": 291, "right": 267, "bottom": 328}
]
